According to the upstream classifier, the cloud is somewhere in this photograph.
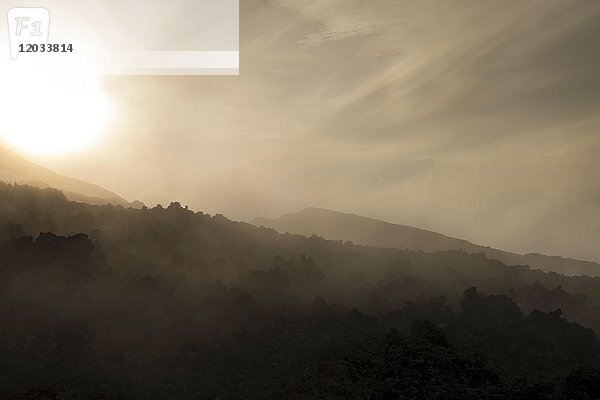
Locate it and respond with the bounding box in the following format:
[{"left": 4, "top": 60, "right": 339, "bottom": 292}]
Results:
[{"left": 46, "top": 0, "right": 600, "bottom": 262}]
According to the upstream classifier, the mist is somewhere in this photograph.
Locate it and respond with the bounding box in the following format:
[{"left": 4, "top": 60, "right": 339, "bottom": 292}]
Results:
[
  {"left": 33, "top": 0, "right": 600, "bottom": 260},
  {"left": 3, "top": 1, "right": 600, "bottom": 397}
]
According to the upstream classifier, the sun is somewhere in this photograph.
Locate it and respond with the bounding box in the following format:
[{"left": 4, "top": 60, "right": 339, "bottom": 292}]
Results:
[{"left": 0, "top": 74, "right": 112, "bottom": 156}]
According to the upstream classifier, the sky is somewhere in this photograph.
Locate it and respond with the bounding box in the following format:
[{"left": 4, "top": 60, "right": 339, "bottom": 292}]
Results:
[{"left": 26, "top": 0, "right": 600, "bottom": 262}]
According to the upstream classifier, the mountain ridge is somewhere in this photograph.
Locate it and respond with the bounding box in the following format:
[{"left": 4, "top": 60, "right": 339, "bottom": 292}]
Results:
[
  {"left": 0, "top": 145, "right": 143, "bottom": 208},
  {"left": 252, "top": 207, "right": 600, "bottom": 276}
]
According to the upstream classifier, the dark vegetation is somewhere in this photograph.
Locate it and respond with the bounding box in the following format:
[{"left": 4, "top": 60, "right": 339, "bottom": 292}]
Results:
[{"left": 1, "top": 183, "right": 600, "bottom": 399}]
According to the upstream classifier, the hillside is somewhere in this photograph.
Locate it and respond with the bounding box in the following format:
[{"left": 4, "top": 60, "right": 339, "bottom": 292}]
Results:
[
  {"left": 2, "top": 182, "right": 600, "bottom": 398},
  {"left": 0, "top": 145, "right": 143, "bottom": 208},
  {"left": 252, "top": 207, "right": 600, "bottom": 277}
]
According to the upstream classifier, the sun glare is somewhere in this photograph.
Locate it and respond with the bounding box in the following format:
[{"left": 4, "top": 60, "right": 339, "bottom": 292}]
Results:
[{"left": 0, "top": 74, "right": 112, "bottom": 156}]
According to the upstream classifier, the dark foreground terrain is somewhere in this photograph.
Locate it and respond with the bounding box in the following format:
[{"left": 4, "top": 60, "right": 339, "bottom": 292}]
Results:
[{"left": 1, "top": 183, "right": 600, "bottom": 399}]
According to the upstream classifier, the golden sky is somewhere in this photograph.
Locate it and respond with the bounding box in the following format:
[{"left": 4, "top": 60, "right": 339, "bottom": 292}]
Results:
[{"left": 28, "top": 0, "right": 600, "bottom": 262}]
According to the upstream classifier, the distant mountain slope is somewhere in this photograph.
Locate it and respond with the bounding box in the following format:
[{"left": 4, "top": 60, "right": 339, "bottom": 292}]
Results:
[
  {"left": 0, "top": 146, "right": 143, "bottom": 208},
  {"left": 252, "top": 207, "right": 600, "bottom": 277}
]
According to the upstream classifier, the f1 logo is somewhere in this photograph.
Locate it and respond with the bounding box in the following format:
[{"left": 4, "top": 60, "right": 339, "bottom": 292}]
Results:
[{"left": 7, "top": 8, "right": 50, "bottom": 60}]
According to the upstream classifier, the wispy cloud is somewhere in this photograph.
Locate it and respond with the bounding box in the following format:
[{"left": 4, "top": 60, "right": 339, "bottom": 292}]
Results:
[{"left": 48, "top": 0, "right": 600, "bottom": 261}]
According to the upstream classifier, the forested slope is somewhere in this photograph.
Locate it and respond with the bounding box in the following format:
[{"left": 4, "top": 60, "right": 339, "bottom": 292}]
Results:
[{"left": 1, "top": 183, "right": 600, "bottom": 399}]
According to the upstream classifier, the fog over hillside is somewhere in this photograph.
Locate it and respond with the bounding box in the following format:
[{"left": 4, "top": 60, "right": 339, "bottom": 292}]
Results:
[
  {"left": 1, "top": 182, "right": 600, "bottom": 398},
  {"left": 1, "top": 0, "right": 600, "bottom": 397},
  {"left": 253, "top": 208, "right": 600, "bottom": 277}
]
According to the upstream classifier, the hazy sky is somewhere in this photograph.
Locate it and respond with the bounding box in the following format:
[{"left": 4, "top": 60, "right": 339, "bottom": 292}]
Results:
[{"left": 35, "top": 0, "right": 600, "bottom": 262}]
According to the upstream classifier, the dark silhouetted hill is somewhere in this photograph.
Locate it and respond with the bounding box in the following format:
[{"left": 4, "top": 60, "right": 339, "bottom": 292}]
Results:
[
  {"left": 252, "top": 207, "right": 600, "bottom": 277},
  {"left": 2, "top": 183, "right": 600, "bottom": 399}
]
